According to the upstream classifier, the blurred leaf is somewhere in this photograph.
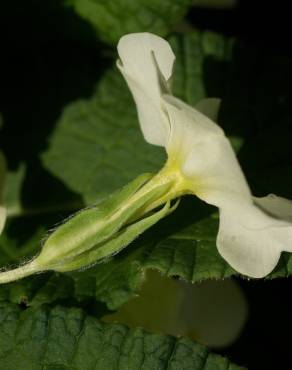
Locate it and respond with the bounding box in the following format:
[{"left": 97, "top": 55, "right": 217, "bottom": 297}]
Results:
[
  {"left": 103, "top": 270, "right": 248, "bottom": 349},
  {"left": 42, "top": 69, "right": 165, "bottom": 204},
  {"left": 66, "top": 0, "right": 193, "bottom": 44},
  {"left": 0, "top": 302, "right": 246, "bottom": 370}
]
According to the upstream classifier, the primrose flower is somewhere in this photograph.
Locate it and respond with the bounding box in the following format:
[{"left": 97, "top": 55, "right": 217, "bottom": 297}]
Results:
[
  {"left": 117, "top": 32, "right": 292, "bottom": 278},
  {"left": 1, "top": 33, "right": 292, "bottom": 285}
]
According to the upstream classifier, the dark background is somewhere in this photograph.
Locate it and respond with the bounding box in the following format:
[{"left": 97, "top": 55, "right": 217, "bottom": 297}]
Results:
[{"left": 0, "top": 1, "right": 291, "bottom": 369}]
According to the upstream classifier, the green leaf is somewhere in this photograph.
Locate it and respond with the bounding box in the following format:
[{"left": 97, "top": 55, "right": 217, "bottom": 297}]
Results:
[
  {"left": 65, "top": 0, "right": 193, "bottom": 44},
  {"left": 0, "top": 302, "right": 245, "bottom": 370},
  {"left": 42, "top": 68, "right": 165, "bottom": 204}
]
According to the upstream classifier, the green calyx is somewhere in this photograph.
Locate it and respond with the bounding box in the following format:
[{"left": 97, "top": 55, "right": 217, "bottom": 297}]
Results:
[{"left": 0, "top": 170, "right": 182, "bottom": 284}]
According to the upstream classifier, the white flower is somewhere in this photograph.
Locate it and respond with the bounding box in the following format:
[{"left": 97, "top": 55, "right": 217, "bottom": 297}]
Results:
[{"left": 117, "top": 32, "right": 292, "bottom": 278}]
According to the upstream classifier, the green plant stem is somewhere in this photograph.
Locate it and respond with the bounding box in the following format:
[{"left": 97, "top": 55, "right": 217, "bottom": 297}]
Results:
[{"left": 0, "top": 260, "right": 41, "bottom": 284}]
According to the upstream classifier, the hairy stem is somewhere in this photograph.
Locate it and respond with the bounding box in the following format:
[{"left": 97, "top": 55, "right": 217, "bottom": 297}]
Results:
[{"left": 0, "top": 260, "right": 41, "bottom": 284}]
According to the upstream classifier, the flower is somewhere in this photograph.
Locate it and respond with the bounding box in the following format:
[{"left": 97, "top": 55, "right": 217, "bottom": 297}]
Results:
[{"left": 117, "top": 32, "right": 292, "bottom": 278}]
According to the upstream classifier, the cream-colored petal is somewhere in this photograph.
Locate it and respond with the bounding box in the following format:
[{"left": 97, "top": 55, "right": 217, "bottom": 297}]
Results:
[
  {"left": 254, "top": 194, "right": 292, "bottom": 222},
  {"left": 195, "top": 98, "right": 221, "bottom": 122},
  {"left": 117, "top": 71, "right": 170, "bottom": 146},
  {"left": 164, "top": 95, "right": 223, "bottom": 137},
  {"left": 162, "top": 95, "right": 251, "bottom": 207},
  {"left": 117, "top": 33, "right": 175, "bottom": 87},
  {"left": 117, "top": 33, "right": 175, "bottom": 146},
  {"left": 217, "top": 201, "right": 292, "bottom": 278}
]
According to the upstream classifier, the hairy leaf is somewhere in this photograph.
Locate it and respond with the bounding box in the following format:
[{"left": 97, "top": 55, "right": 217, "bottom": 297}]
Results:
[{"left": 0, "top": 302, "right": 246, "bottom": 370}]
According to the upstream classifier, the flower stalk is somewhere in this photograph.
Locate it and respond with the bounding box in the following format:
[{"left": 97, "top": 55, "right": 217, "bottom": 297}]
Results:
[{"left": 0, "top": 170, "right": 181, "bottom": 284}]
